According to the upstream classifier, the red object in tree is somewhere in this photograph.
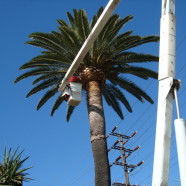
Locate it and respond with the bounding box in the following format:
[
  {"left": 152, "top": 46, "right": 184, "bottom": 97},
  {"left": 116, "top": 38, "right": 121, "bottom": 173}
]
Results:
[{"left": 69, "top": 76, "right": 80, "bottom": 82}]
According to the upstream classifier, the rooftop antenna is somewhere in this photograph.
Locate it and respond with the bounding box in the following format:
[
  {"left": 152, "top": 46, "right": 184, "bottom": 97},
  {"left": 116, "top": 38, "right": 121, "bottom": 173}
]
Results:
[{"left": 152, "top": 1, "right": 186, "bottom": 186}]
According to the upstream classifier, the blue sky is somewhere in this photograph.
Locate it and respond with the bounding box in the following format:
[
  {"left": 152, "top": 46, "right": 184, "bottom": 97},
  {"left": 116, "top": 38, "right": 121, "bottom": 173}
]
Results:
[{"left": 1, "top": 0, "right": 186, "bottom": 185}]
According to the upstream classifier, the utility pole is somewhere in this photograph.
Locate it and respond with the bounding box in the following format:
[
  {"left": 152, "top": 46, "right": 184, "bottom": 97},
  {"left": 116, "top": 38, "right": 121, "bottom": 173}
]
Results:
[
  {"left": 120, "top": 136, "right": 130, "bottom": 185},
  {"left": 107, "top": 126, "right": 143, "bottom": 186}
]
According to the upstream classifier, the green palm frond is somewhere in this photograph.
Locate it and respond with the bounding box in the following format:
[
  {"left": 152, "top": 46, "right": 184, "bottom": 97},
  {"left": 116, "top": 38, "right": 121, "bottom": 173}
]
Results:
[
  {"left": 51, "top": 94, "right": 64, "bottom": 116},
  {"left": 114, "top": 52, "right": 159, "bottom": 63},
  {"left": 116, "top": 35, "right": 159, "bottom": 52},
  {"left": 110, "top": 77, "right": 144, "bottom": 102},
  {"left": 66, "top": 11, "right": 75, "bottom": 28},
  {"left": 26, "top": 78, "right": 60, "bottom": 98},
  {"left": 76, "top": 9, "right": 90, "bottom": 41},
  {"left": 14, "top": 67, "right": 66, "bottom": 83},
  {"left": 58, "top": 26, "right": 81, "bottom": 51},
  {"left": 106, "top": 15, "right": 133, "bottom": 42},
  {"left": 97, "top": 14, "right": 119, "bottom": 42},
  {"left": 37, "top": 86, "right": 59, "bottom": 110},
  {"left": 32, "top": 74, "right": 63, "bottom": 85},
  {"left": 110, "top": 76, "right": 154, "bottom": 104},
  {"left": 102, "top": 86, "right": 124, "bottom": 119},
  {"left": 111, "top": 66, "right": 158, "bottom": 79},
  {"left": 98, "top": 15, "right": 133, "bottom": 43},
  {"left": 110, "top": 30, "right": 133, "bottom": 46},
  {"left": 20, "top": 54, "right": 71, "bottom": 70},
  {"left": 26, "top": 32, "right": 65, "bottom": 54},
  {"left": 105, "top": 84, "right": 132, "bottom": 112},
  {"left": 66, "top": 105, "right": 75, "bottom": 121},
  {"left": 57, "top": 19, "right": 68, "bottom": 27},
  {"left": 90, "top": 7, "right": 104, "bottom": 29}
]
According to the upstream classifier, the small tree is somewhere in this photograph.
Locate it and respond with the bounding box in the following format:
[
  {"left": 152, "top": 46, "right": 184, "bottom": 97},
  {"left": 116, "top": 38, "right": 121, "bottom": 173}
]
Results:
[{"left": 0, "top": 147, "right": 32, "bottom": 186}]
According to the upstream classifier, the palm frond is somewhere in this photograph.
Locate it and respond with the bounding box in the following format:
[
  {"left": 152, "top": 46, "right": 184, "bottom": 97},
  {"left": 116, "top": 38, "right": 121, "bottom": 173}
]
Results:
[
  {"left": 105, "top": 84, "right": 132, "bottom": 112},
  {"left": 37, "top": 86, "right": 59, "bottom": 110},
  {"left": 90, "top": 7, "right": 104, "bottom": 29},
  {"left": 76, "top": 9, "right": 90, "bottom": 41},
  {"left": 51, "top": 94, "right": 64, "bottom": 116},
  {"left": 97, "top": 14, "right": 119, "bottom": 42},
  {"left": 98, "top": 15, "right": 133, "bottom": 43},
  {"left": 20, "top": 54, "right": 71, "bottom": 70},
  {"left": 57, "top": 19, "right": 68, "bottom": 27},
  {"left": 26, "top": 32, "right": 65, "bottom": 54},
  {"left": 102, "top": 86, "right": 124, "bottom": 119},
  {"left": 14, "top": 67, "right": 66, "bottom": 83},
  {"left": 58, "top": 26, "right": 81, "bottom": 51},
  {"left": 32, "top": 74, "right": 63, "bottom": 85},
  {"left": 106, "top": 15, "right": 133, "bottom": 42},
  {"left": 66, "top": 11, "right": 75, "bottom": 28},
  {"left": 110, "top": 77, "right": 144, "bottom": 102},
  {"left": 111, "top": 66, "right": 158, "bottom": 79},
  {"left": 115, "top": 35, "right": 159, "bottom": 52},
  {"left": 110, "top": 76, "right": 154, "bottom": 104},
  {"left": 26, "top": 78, "right": 60, "bottom": 98},
  {"left": 66, "top": 105, "right": 75, "bottom": 121},
  {"left": 114, "top": 52, "right": 159, "bottom": 63}
]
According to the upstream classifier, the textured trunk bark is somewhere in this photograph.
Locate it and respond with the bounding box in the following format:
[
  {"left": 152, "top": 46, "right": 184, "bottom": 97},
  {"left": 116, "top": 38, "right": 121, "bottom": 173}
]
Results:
[{"left": 86, "top": 81, "right": 111, "bottom": 186}]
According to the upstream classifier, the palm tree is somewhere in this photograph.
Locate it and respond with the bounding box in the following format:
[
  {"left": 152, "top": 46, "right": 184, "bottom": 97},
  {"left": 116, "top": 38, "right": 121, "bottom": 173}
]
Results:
[
  {"left": 15, "top": 7, "right": 159, "bottom": 186},
  {"left": 0, "top": 147, "right": 32, "bottom": 186}
]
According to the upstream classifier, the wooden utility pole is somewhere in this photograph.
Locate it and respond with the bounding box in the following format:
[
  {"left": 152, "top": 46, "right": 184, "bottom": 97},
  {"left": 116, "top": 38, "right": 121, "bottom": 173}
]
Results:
[
  {"left": 120, "top": 136, "right": 130, "bottom": 185},
  {"left": 107, "top": 126, "right": 143, "bottom": 186}
]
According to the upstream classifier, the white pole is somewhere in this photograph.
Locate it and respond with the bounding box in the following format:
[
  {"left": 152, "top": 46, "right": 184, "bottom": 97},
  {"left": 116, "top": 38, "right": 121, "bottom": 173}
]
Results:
[
  {"left": 174, "top": 118, "right": 186, "bottom": 186},
  {"left": 58, "top": 0, "right": 121, "bottom": 91},
  {"left": 152, "top": 0, "right": 176, "bottom": 186}
]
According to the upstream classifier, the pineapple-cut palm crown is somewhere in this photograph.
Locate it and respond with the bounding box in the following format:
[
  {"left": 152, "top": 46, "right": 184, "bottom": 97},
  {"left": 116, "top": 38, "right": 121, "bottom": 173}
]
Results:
[{"left": 15, "top": 7, "right": 159, "bottom": 121}]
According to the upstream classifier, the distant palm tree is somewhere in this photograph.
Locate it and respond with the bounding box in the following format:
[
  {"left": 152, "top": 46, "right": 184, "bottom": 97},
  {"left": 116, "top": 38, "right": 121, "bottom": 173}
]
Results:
[
  {"left": 15, "top": 7, "right": 159, "bottom": 186},
  {"left": 0, "top": 147, "right": 32, "bottom": 186}
]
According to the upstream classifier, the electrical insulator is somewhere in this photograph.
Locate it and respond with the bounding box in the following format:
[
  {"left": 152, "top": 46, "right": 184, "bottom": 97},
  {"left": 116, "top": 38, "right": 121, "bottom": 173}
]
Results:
[
  {"left": 133, "top": 146, "right": 140, "bottom": 151},
  {"left": 115, "top": 156, "right": 122, "bottom": 162},
  {"left": 124, "top": 154, "right": 129, "bottom": 158},
  {"left": 131, "top": 131, "right": 137, "bottom": 137},
  {"left": 122, "top": 139, "right": 128, "bottom": 145},
  {"left": 111, "top": 126, "right": 118, "bottom": 133},
  {"left": 137, "top": 161, "right": 144, "bottom": 166},
  {"left": 113, "top": 140, "right": 119, "bottom": 146}
]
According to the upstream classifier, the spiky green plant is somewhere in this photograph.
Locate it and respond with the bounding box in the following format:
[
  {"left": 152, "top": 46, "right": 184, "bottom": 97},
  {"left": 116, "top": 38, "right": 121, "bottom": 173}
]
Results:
[
  {"left": 0, "top": 147, "right": 32, "bottom": 186},
  {"left": 15, "top": 7, "right": 159, "bottom": 186}
]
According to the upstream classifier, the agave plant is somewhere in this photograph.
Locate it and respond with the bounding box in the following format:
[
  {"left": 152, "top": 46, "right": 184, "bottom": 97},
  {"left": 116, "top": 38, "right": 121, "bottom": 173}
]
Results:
[{"left": 0, "top": 147, "right": 32, "bottom": 186}]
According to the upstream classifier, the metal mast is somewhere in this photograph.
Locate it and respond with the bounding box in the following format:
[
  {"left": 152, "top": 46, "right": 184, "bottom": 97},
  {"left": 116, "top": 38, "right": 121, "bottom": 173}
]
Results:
[{"left": 152, "top": 0, "right": 176, "bottom": 186}]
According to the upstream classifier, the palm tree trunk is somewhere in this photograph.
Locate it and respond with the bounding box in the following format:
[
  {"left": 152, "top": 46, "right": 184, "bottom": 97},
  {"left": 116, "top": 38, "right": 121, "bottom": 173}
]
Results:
[{"left": 86, "top": 81, "right": 111, "bottom": 186}]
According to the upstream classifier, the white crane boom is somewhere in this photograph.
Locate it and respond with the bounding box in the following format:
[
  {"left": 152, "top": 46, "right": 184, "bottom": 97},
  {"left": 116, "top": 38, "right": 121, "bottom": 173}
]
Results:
[{"left": 58, "top": 0, "right": 121, "bottom": 91}]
